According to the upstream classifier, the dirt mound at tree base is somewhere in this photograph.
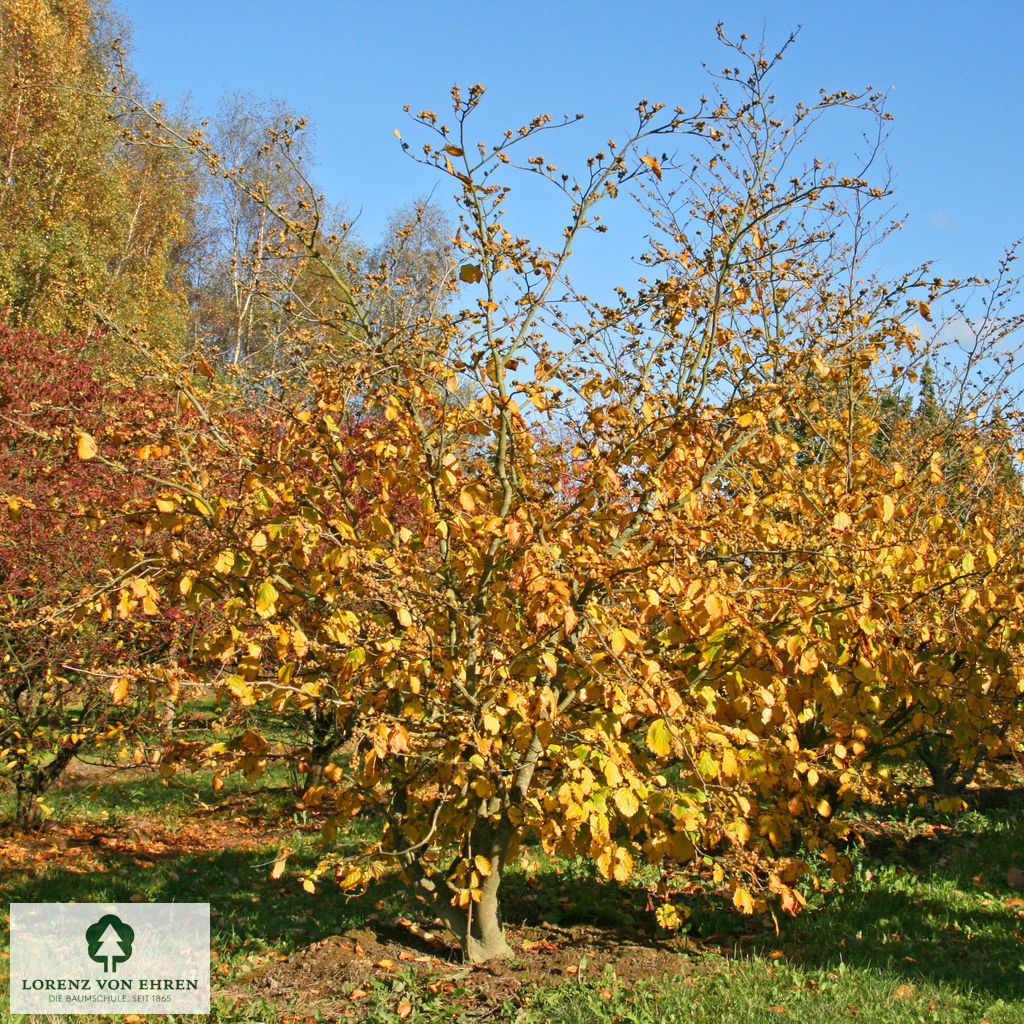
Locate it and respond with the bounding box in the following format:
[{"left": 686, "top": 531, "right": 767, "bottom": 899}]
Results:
[{"left": 230, "top": 918, "right": 706, "bottom": 1015}]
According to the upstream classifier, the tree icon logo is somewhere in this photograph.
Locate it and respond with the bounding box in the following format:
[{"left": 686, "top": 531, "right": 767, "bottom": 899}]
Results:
[{"left": 85, "top": 914, "right": 135, "bottom": 973}]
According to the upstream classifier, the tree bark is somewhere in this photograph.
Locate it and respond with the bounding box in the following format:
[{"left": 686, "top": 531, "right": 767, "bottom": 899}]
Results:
[
  {"left": 10, "top": 742, "right": 77, "bottom": 831},
  {"left": 13, "top": 785, "right": 43, "bottom": 831}
]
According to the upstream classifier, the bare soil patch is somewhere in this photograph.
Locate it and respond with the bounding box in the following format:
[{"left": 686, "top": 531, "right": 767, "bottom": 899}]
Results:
[{"left": 232, "top": 916, "right": 708, "bottom": 1017}]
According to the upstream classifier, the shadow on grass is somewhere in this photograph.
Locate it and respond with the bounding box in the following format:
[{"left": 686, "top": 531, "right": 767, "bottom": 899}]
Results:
[
  {"left": 761, "top": 805, "right": 1024, "bottom": 1002},
  {"left": 0, "top": 767, "right": 303, "bottom": 829},
  {"left": 4, "top": 791, "right": 1023, "bottom": 1006},
  {"left": 0, "top": 838, "right": 408, "bottom": 961}
]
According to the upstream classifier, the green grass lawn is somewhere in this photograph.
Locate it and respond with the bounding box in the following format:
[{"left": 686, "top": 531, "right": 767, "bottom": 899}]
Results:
[{"left": 2, "top": 768, "right": 1023, "bottom": 1023}]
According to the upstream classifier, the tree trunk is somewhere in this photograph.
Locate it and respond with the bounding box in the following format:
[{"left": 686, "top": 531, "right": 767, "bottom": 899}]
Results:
[
  {"left": 918, "top": 734, "right": 963, "bottom": 795},
  {"left": 402, "top": 817, "right": 515, "bottom": 963},
  {"left": 397, "top": 735, "right": 543, "bottom": 963},
  {"left": 455, "top": 863, "right": 514, "bottom": 963},
  {"left": 449, "top": 817, "right": 516, "bottom": 962},
  {"left": 9, "top": 743, "right": 77, "bottom": 831},
  {"left": 14, "top": 785, "right": 43, "bottom": 831}
]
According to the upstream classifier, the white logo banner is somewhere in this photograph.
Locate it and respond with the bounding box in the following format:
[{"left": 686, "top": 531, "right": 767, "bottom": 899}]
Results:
[{"left": 9, "top": 902, "right": 210, "bottom": 1014}]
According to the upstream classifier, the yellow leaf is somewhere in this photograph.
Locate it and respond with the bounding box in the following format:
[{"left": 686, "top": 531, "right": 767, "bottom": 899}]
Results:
[
  {"left": 832, "top": 511, "right": 853, "bottom": 532},
  {"left": 733, "top": 886, "right": 755, "bottom": 914},
  {"left": 301, "top": 878, "right": 316, "bottom": 894},
  {"left": 459, "top": 263, "right": 483, "bottom": 283},
  {"left": 640, "top": 153, "right": 662, "bottom": 180},
  {"left": 212, "top": 550, "right": 234, "bottom": 574},
  {"left": 881, "top": 494, "right": 895, "bottom": 523},
  {"left": 646, "top": 719, "right": 672, "bottom": 758},
  {"left": 611, "top": 846, "right": 634, "bottom": 882},
  {"left": 609, "top": 628, "right": 627, "bottom": 656},
  {"left": 540, "top": 651, "right": 558, "bottom": 675},
  {"left": 731, "top": 820, "right": 752, "bottom": 844},
  {"left": 338, "top": 868, "right": 364, "bottom": 889},
  {"left": 656, "top": 903, "right": 681, "bottom": 930},
  {"left": 668, "top": 832, "right": 695, "bottom": 862},
  {"left": 270, "top": 850, "right": 290, "bottom": 880},
  {"left": 109, "top": 678, "right": 130, "bottom": 704},
  {"left": 77, "top": 432, "right": 98, "bottom": 459},
  {"left": 474, "top": 854, "right": 492, "bottom": 877},
  {"left": 396, "top": 606, "right": 413, "bottom": 628},
  {"left": 472, "top": 776, "right": 495, "bottom": 798},
  {"left": 155, "top": 496, "right": 176, "bottom": 514},
  {"left": 704, "top": 593, "right": 725, "bottom": 621},
  {"left": 255, "top": 580, "right": 279, "bottom": 617},
  {"left": 387, "top": 725, "right": 411, "bottom": 754},
  {"left": 458, "top": 487, "right": 477, "bottom": 513},
  {"left": 614, "top": 788, "right": 640, "bottom": 818}
]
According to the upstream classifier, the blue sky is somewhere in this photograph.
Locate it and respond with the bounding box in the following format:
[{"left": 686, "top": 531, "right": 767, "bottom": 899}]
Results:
[{"left": 117, "top": 0, "right": 1023, "bottom": 296}]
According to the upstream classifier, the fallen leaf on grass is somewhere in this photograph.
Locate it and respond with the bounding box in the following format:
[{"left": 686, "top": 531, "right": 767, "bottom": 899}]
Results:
[
  {"left": 891, "top": 985, "right": 917, "bottom": 1000},
  {"left": 397, "top": 1000, "right": 412, "bottom": 1019}
]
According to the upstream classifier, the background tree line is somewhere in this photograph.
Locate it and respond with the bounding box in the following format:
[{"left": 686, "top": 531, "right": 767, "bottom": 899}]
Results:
[{"left": 0, "top": 0, "right": 455, "bottom": 376}]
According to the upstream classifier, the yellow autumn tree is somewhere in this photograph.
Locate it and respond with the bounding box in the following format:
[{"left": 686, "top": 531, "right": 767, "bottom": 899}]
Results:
[
  {"left": 0, "top": 0, "right": 193, "bottom": 349},
  {"left": 85, "top": 30, "right": 1024, "bottom": 963}
]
